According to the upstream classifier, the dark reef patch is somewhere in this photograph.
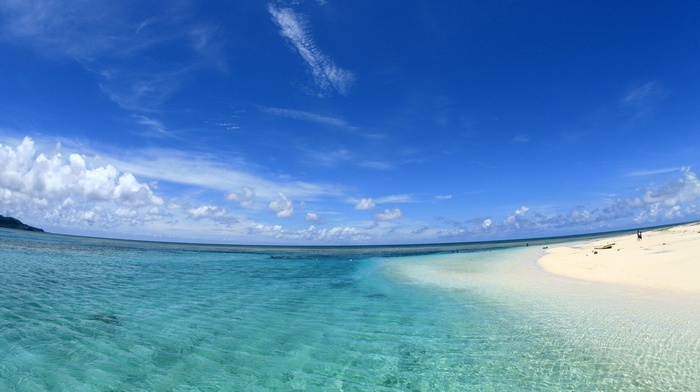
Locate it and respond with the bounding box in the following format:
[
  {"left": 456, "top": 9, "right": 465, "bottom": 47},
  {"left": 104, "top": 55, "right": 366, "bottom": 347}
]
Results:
[{"left": 88, "top": 313, "right": 122, "bottom": 325}]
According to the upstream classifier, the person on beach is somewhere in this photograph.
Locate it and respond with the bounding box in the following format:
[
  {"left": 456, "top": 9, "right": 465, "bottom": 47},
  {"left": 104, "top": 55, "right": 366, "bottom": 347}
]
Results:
[{"left": 637, "top": 230, "right": 642, "bottom": 241}]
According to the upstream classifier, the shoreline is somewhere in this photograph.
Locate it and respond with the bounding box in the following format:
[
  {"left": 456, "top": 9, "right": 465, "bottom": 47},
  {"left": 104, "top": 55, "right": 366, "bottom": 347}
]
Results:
[{"left": 538, "top": 222, "right": 700, "bottom": 295}]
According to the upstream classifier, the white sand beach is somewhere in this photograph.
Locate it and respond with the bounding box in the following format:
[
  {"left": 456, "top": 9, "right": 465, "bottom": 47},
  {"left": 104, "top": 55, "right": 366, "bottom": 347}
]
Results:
[{"left": 539, "top": 222, "right": 700, "bottom": 294}]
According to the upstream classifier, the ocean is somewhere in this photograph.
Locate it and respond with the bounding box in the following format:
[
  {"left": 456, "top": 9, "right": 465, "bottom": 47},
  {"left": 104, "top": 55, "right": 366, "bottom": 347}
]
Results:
[{"left": 1, "top": 228, "right": 698, "bottom": 391}]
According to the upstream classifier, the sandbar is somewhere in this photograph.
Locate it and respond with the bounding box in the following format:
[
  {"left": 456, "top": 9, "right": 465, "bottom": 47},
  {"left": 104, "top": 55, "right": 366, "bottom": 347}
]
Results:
[{"left": 539, "top": 222, "right": 700, "bottom": 294}]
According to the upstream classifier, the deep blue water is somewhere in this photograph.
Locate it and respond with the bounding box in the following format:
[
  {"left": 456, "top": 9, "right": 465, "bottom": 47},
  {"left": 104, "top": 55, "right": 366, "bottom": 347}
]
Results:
[{"left": 1, "top": 228, "right": 698, "bottom": 391}]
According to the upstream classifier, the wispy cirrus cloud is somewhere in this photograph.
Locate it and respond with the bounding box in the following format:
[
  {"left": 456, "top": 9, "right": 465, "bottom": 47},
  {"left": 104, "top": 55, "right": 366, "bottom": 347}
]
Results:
[
  {"left": 620, "top": 81, "right": 667, "bottom": 108},
  {"left": 627, "top": 167, "right": 681, "bottom": 177},
  {"left": 375, "top": 194, "right": 414, "bottom": 204},
  {"left": 618, "top": 81, "right": 669, "bottom": 127},
  {"left": 268, "top": 4, "right": 355, "bottom": 96},
  {"left": 510, "top": 134, "right": 530, "bottom": 144},
  {"left": 261, "top": 106, "right": 353, "bottom": 129},
  {"left": 351, "top": 194, "right": 413, "bottom": 210},
  {"left": 132, "top": 115, "right": 177, "bottom": 138},
  {"left": 0, "top": 1, "right": 225, "bottom": 113}
]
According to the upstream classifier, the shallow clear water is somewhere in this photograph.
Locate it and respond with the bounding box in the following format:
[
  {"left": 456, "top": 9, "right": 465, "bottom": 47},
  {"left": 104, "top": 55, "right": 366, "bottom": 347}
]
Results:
[{"left": 1, "top": 229, "right": 698, "bottom": 391}]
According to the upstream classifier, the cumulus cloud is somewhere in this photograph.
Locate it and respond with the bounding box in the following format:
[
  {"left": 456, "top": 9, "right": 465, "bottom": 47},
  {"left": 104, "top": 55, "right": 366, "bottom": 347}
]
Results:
[
  {"left": 113, "top": 172, "right": 164, "bottom": 206},
  {"left": 505, "top": 205, "right": 529, "bottom": 225},
  {"left": 0, "top": 137, "right": 162, "bottom": 207},
  {"left": 269, "top": 192, "right": 294, "bottom": 218},
  {"left": 245, "top": 222, "right": 368, "bottom": 243},
  {"left": 114, "top": 207, "right": 136, "bottom": 218},
  {"left": 248, "top": 223, "right": 283, "bottom": 236},
  {"left": 188, "top": 205, "right": 227, "bottom": 219},
  {"left": 311, "top": 226, "right": 365, "bottom": 241},
  {"left": 634, "top": 167, "right": 700, "bottom": 207},
  {"left": 485, "top": 169, "right": 700, "bottom": 234},
  {"left": 305, "top": 212, "right": 319, "bottom": 222},
  {"left": 629, "top": 167, "right": 700, "bottom": 224},
  {"left": 503, "top": 206, "right": 531, "bottom": 229},
  {"left": 374, "top": 208, "right": 402, "bottom": 221},
  {"left": 0, "top": 136, "right": 170, "bottom": 232},
  {"left": 355, "top": 198, "right": 375, "bottom": 210},
  {"left": 226, "top": 186, "right": 255, "bottom": 208},
  {"left": 268, "top": 5, "right": 354, "bottom": 95}
]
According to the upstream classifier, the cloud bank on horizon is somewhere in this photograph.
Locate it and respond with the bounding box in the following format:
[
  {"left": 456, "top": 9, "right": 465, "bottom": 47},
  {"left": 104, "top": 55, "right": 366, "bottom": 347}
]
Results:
[{"left": 0, "top": 1, "right": 699, "bottom": 244}]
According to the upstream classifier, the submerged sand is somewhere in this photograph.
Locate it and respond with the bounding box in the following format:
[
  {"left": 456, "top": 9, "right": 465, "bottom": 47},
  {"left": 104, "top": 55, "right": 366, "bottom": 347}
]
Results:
[
  {"left": 385, "top": 226, "right": 700, "bottom": 389},
  {"left": 539, "top": 222, "right": 700, "bottom": 294}
]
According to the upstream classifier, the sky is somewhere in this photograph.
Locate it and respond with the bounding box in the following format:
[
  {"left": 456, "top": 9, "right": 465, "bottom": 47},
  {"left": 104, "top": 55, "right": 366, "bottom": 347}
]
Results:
[{"left": 1, "top": 1, "right": 699, "bottom": 245}]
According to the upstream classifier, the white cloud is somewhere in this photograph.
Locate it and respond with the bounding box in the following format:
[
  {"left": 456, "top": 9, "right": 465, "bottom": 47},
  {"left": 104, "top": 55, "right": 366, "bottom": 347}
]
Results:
[
  {"left": 113, "top": 172, "right": 164, "bottom": 206},
  {"left": 482, "top": 219, "right": 492, "bottom": 229},
  {"left": 106, "top": 149, "right": 337, "bottom": 201},
  {"left": 226, "top": 186, "right": 256, "bottom": 208},
  {"left": 639, "top": 167, "right": 700, "bottom": 206},
  {"left": 0, "top": 137, "right": 162, "bottom": 207},
  {"left": 269, "top": 192, "right": 294, "bottom": 218},
  {"left": 313, "top": 226, "right": 365, "bottom": 241},
  {"left": 618, "top": 81, "right": 668, "bottom": 127},
  {"left": 0, "top": 1, "right": 225, "bottom": 112},
  {"left": 374, "top": 208, "right": 402, "bottom": 221},
  {"left": 376, "top": 194, "right": 413, "bottom": 204},
  {"left": 115, "top": 207, "right": 137, "bottom": 218},
  {"left": 665, "top": 205, "right": 682, "bottom": 220},
  {"left": 511, "top": 134, "right": 530, "bottom": 143},
  {"left": 0, "top": 135, "right": 360, "bottom": 240},
  {"left": 621, "top": 81, "right": 666, "bottom": 107},
  {"left": 248, "top": 223, "right": 283, "bottom": 235},
  {"left": 305, "top": 212, "right": 319, "bottom": 222},
  {"left": 359, "top": 160, "right": 394, "bottom": 170},
  {"left": 491, "top": 169, "right": 700, "bottom": 231},
  {"left": 629, "top": 167, "right": 700, "bottom": 223},
  {"left": 0, "top": 137, "right": 169, "bottom": 231},
  {"left": 628, "top": 167, "right": 680, "bottom": 177},
  {"left": 133, "top": 115, "right": 173, "bottom": 138},
  {"left": 515, "top": 205, "right": 529, "bottom": 216},
  {"left": 355, "top": 198, "right": 376, "bottom": 210},
  {"left": 303, "top": 148, "right": 353, "bottom": 168},
  {"left": 188, "top": 205, "right": 227, "bottom": 219},
  {"left": 436, "top": 194, "right": 453, "bottom": 200},
  {"left": 505, "top": 205, "right": 530, "bottom": 227},
  {"left": 261, "top": 107, "right": 351, "bottom": 128},
  {"left": 353, "top": 195, "right": 413, "bottom": 210},
  {"left": 268, "top": 5, "right": 354, "bottom": 95},
  {"left": 243, "top": 223, "right": 370, "bottom": 243}
]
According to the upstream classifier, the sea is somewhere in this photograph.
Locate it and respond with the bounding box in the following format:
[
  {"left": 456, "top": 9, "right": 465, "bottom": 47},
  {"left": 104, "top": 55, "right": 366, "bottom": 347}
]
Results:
[{"left": 1, "top": 227, "right": 699, "bottom": 391}]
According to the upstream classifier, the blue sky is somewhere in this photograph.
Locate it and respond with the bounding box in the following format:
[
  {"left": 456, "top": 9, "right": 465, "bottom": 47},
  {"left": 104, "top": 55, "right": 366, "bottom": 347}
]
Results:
[{"left": 1, "top": 1, "right": 699, "bottom": 244}]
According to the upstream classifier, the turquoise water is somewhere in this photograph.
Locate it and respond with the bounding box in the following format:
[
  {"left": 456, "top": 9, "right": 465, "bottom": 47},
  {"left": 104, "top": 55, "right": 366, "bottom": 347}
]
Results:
[{"left": 1, "top": 229, "right": 699, "bottom": 391}]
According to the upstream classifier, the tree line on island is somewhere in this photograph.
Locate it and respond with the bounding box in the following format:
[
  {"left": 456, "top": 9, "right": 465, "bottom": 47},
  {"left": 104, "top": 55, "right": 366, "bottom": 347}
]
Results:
[{"left": 0, "top": 215, "right": 44, "bottom": 232}]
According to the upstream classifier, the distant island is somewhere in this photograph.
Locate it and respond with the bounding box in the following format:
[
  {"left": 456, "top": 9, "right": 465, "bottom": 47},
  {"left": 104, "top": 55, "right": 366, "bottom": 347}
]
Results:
[{"left": 0, "top": 215, "right": 44, "bottom": 232}]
